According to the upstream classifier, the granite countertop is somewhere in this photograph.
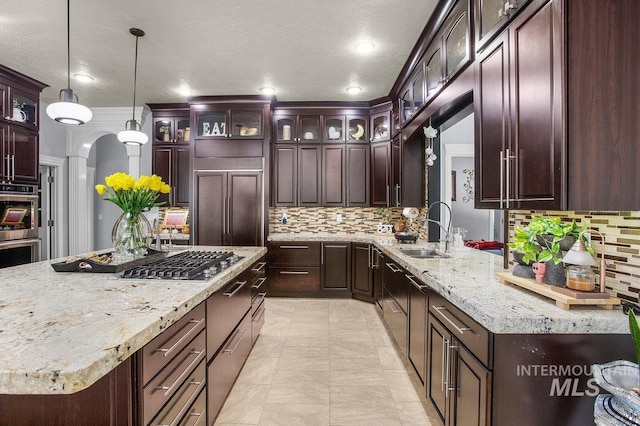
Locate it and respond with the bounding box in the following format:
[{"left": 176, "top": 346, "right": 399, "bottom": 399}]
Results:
[
  {"left": 0, "top": 246, "right": 266, "bottom": 395},
  {"left": 268, "top": 233, "right": 628, "bottom": 335}
]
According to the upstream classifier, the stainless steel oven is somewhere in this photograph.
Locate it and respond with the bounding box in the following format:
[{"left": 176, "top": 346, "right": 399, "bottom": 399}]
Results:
[{"left": 0, "top": 184, "right": 39, "bottom": 268}]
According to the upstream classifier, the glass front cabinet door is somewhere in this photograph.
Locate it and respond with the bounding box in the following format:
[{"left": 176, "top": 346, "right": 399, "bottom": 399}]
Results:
[
  {"left": 476, "top": 0, "right": 532, "bottom": 50},
  {"left": 371, "top": 112, "right": 390, "bottom": 142},
  {"left": 444, "top": 0, "right": 471, "bottom": 79},
  {"left": 324, "top": 116, "right": 345, "bottom": 142},
  {"left": 347, "top": 116, "right": 369, "bottom": 143},
  {"left": 196, "top": 109, "right": 262, "bottom": 139},
  {"left": 154, "top": 116, "right": 190, "bottom": 143},
  {"left": 8, "top": 86, "right": 38, "bottom": 129},
  {"left": 197, "top": 111, "right": 228, "bottom": 138}
]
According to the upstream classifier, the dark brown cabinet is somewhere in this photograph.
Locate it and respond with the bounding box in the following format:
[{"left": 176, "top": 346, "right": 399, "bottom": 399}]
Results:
[
  {"left": 322, "top": 145, "right": 345, "bottom": 206},
  {"left": 274, "top": 113, "right": 321, "bottom": 143},
  {"left": 0, "top": 65, "right": 46, "bottom": 185},
  {"left": 194, "top": 171, "right": 262, "bottom": 246},
  {"left": 382, "top": 260, "right": 408, "bottom": 355},
  {"left": 370, "top": 142, "right": 391, "bottom": 207},
  {"left": 372, "top": 248, "right": 384, "bottom": 310},
  {"left": 152, "top": 145, "right": 190, "bottom": 206},
  {"left": 443, "top": 0, "right": 471, "bottom": 80},
  {"left": 475, "top": 0, "right": 563, "bottom": 210},
  {"left": 370, "top": 110, "right": 391, "bottom": 143},
  {"left": 0, "top": 124, "right": 38, "bottom": 183},
  {"left": 352, "top": 243, "right": 373, "bottom": 299},
  {"left": 408, "top": 274, "right": 428, "bottom": 384},
  {"left": 427, "top": 292, "right": 491, "bottom": 426},
  {"left": 346, "top": 144, "right": 370, "bottom": 206},
  {"left": 475, "top": 0, "right": 533, "bottom": 51},
  {"left": 150, "top": 109, "right": 190, "bottom": 144},
  {"left": 272, "top": 144, "right": 321, "bottom": 207},
  {"left": 267, "top": 241, "right": 321, "bottom": 295},
  {"left": 320, "top": 242, "right": 351, "bottom": 292}
]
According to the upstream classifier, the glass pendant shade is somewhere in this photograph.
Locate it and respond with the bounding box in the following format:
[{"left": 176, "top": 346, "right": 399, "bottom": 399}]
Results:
[
  {"left": 563, "top": 238, "right": 597, "bottom": 266},
  {"left": 117, "top": 119, "right": 148, "bottom": 145},
  {"left": 46, "top": 89, "right": 93, "bottom": 125}
]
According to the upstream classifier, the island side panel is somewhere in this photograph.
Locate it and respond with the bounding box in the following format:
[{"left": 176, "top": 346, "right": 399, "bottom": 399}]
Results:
[
  {"left": 0, "top": 357, "right": 134, "bottom": 426},
  {"left": 492, "top": 333, "right": 635, "bottom": 426}
]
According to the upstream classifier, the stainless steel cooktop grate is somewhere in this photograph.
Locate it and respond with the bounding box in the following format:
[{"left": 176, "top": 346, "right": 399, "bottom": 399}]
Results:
[{"left": 120, "top": 250, "right": 242, "bottom": 280}]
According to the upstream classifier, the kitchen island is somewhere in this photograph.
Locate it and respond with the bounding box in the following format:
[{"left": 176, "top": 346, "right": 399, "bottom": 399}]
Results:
[
  {"left": 0, "top": 246, "right": 266, "bottom": 425},
  {"left": 268, "top": 233, "right": 635, "bottom": 425}
]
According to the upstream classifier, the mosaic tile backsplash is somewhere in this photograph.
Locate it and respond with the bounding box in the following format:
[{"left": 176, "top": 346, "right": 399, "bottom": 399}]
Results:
[
  {"left": 269, "top": 207, "right": 640, "bottom": 305},
  {"left": 509, "top": 210, "right": 640, "bottom": 305}
]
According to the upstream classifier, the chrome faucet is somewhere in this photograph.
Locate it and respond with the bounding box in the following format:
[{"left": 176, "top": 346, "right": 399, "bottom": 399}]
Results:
[{"left": 424, "top": 201, "right": 453, "bottom": 252}]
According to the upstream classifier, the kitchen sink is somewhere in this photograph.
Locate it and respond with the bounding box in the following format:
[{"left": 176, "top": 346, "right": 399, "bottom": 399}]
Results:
[{"left": 400, "top": 249, "right": 449, "bottom": 259}]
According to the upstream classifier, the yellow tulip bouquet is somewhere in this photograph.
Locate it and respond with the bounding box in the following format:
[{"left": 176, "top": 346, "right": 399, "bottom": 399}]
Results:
[{"left": 95, "top": 173, "right": 170, "bottom": 258}]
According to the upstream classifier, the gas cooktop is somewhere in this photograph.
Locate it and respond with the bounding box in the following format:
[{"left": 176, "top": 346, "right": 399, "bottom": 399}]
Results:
[{"left": 119, "top": 250, "right": 243, "bottom": 280}]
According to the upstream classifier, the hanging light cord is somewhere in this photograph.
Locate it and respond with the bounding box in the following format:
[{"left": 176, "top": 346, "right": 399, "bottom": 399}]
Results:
[
  {"left": 66, "top": 0, "right": 71, "bottom": 90},
  {"left": 131, "top": 33, "right": 140, "bottom": 122}
]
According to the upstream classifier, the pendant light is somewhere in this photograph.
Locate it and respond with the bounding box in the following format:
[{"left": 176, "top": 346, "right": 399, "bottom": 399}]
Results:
[
  {"left": 46, "top": 0, "right": 93, "bottom": 125},
  {"left": 117, "top": 28, "right": 148, "bottom": 145}
]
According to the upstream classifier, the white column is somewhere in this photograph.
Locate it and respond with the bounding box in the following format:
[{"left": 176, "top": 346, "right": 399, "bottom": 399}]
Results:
[{"left": 66, "top": 106, "right": 150, "bottom": 255}]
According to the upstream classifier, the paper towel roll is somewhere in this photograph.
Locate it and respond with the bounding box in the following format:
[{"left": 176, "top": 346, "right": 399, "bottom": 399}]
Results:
[{"left": 402, "top": 207, "right": 419, "bottom": 219}]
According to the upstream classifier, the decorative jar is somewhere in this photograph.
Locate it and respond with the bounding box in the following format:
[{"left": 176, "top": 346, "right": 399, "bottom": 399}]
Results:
[{"left": 566, "top": 265, "right": 595, "bottom": 292}]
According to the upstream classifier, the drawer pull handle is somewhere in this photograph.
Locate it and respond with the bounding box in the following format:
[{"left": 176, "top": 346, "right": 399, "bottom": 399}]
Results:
[
  {"left": 254, "top": 304, "right": 267, "bottom": 323},
  {"left": 279, "top": 271, "right": 309, "bottom": 275},
  {"left": 385, "top": 262, "right": 402, "bottom": 273},
  {"left": 156, "top": 349, "right": 205, "bottom": 397},
  {"left": 406, "top": 274, "right": 429, "bottom": 290},
  {"left": 224, "top": 280, "right": 247, "bottom": 297},
  {"left": 252, "top": 277, "right": 267, "bottom": 289},
  {"left": 433, "top": 306, "right": 472, "bottom": 335},
  {"left": 385, "top": 298, "right": 402, "bottom": 314},
  {"left": 224, "top": 329, "right": 246, "bottom": 354},
  {"left": 279, "top": 245, "right": 309, "bottom": 249},
  {"left": 155, "top": 318, "right": 205, "bottom": 358},
  {"left": 252, "top": 262, "right": 267, "bottom": 272}
]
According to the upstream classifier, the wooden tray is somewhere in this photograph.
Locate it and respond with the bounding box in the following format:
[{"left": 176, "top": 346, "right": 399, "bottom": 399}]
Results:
[
  {"left": 51, "top": 249, "right": 168, "bottom": 273},
  {"left": 496, "top": 272, "right": 621, "bottom": 310}
]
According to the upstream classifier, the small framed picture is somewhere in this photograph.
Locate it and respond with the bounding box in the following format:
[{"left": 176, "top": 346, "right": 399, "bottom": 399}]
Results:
[
  {"left": 451, "top": 171, "right": 457, "bottom": 202},
  {"left": 1, "top": 207, "right": 27, "bottom": 225},
  {"left": 163, "top": 209, "right": 189, "bottom": 227}
]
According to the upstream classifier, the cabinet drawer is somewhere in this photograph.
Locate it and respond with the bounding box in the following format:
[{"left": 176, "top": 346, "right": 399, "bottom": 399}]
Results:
[
  {"left": 268, "top": 267, "right": 320, "bottom": 293},
  {"left": 251, "top": 299, "right": 266, "bottom": 347},
  {"left": 179, "top": 388, "right": 206, "bottom": 426},
  {"left": 383, "top": 261, "right": 408, "bottom": 313},
  {"left": 429, "top": 292, "right": 491, "bottom": 368},
  {"left": 207, "top": 273, "right": 252, "bottom": 359},
  {"left": 150, "top": 359, "right": 206, "bottom": 426},
  {"left": 268, "top": 241, "right": 320, "bottom": 266},
  {"left": 143, "top": 331, "right": 206, "bottom": 425},
  {"left": 382, "top": 289, "right": 407, "bottom": 356},
  {"left": 207, "top": 313, "right": 252, "bottom": 424},
  {"left": 142, "top": 303, "right": 206, "bottom": 386}
]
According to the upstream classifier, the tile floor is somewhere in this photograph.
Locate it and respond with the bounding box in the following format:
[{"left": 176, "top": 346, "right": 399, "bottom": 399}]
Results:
[{"left": 214, "top": 297, "right": 441, "bottom": 425}]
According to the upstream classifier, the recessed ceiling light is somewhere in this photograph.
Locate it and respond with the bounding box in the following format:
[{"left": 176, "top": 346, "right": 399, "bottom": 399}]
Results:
[
  {"left": 260, "top": 87, "right": 276, "bottom": 95},
  {"left": 355, "top": 42, "right": 375, "bottom": 53},
  {"left": 73, "top": 73, "right": 94, "bottom": 83},
  {"left": 346, "top": 86, "right": 362, "bottom": 95},
  {"left": 177, "top": 86, "right": 193, "bottom": 96}
]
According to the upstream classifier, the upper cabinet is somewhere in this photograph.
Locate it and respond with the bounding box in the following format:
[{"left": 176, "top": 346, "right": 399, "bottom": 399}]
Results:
[
  {"left": 191, "top": 98, "right": 271, "bottom": 159},
  {"left": 323, "top": 114, "right": 369, "bottom": 143},
  {"left": 148, "top": 103, "right": 190, "bottom": 144},
  {"left": 475, "top": 0, "right": 563, "bottom": 210},
  {"left": 399, "top": 0, "right": 471, "bottom": 127},
  {"left": 274, "top": 114, "right": 321, "bottom": 143},
  {"left": 475, "top": 0, "right": 533, "bottom": 51},
  {"left": 195, "top": 108, "right": 263, "bottom": 140},
  {"left": 0, "top": 65, "right": 47, "bottom": 185},
  {"left": 370, "top": 110, "right": 391, "bottom": 143}
]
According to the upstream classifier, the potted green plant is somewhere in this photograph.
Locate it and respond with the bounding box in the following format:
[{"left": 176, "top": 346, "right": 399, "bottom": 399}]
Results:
[{"left": 508, "top": 217, "right": 584, "bottom": 285}]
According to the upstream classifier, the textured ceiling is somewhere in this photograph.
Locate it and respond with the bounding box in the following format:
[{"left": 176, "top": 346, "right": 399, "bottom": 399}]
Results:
[{"left": 0, "top": 0, "right": 438, "bottom": 107}]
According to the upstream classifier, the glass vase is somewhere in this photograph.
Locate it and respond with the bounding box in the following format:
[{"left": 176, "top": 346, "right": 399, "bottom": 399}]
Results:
[{"left": 111, "top": 212, "right": 152, "bottom": 261}]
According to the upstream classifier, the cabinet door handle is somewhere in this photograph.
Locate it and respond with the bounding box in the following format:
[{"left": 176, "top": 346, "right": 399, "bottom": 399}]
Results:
[
  {"left": 156, "top": 349, "right": 205, "bottom": 397},
  {"left": 447, "top": 343, "right": 459, "bottom": 393},
  {"left": 406, "top": 274, "right": 428, "bottom": 291},
  {"left": 223, "top": 280, "right": 247, "bottom": 297},
  {"left": 385, "top": 298, "right": 402, "bottom": 314},
  {"left": 386, "top": 185, "right": 390, "bottom": 206},
  {"left": 385, "top": 262, "right": 402, "bottom": 273},
  {"left": 279, "top": 245, "right": 308, "bottom": 249},
  {"left": 442, "top": 337, "right": 448, "bottom": 392},
  {"left": 154, "top": 318, "right": 205, "bottom": 358},
  {"left": 10, "top": 155, "right": 15, "bottom": 181},
  {"left": 223, "top": 329, "right": 246, "bottom": 354},
  {"left": 254, "top": 303, "right": 267, "bottom": 323},
  {"left": 252, "top": 262, "right": 267, "bottom": 272},
  {"left": 432, "top": 306, "right": 472, "bottom": 335},
  {"left": 499, "top": 150, "right": 505, "bottom": 209},
  {"left": 252, "top": 277, "right": 267, "bottom": 289},
  {"left": 280, "top": 271, "right": 309, "bottom": 275},
  {"left": 227, "top": 197, "right": 232, "bottom": 234},
  {"left": 368, "top": 245, "right": 372, "bottom": 269}
]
